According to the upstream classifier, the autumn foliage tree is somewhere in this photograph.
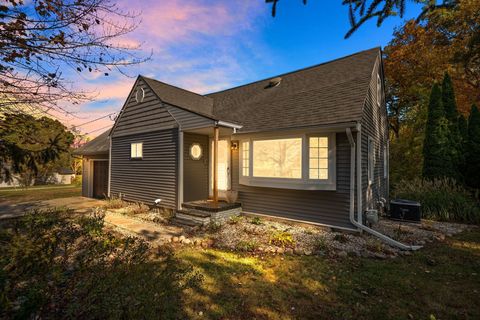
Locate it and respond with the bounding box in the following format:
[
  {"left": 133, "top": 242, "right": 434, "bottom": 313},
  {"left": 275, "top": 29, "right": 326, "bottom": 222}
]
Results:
[
  {"left": 0, "top": 0, "right": 148, "bottom": 115},
  {"left": 465, "top": 105, "right": 480, "bottom": 189}
]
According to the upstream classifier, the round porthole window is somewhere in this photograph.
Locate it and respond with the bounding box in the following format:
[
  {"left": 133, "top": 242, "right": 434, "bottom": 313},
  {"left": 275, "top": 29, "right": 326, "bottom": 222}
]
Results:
[{"left": 190, "top": 143, "right": 202, "bottom": 160}]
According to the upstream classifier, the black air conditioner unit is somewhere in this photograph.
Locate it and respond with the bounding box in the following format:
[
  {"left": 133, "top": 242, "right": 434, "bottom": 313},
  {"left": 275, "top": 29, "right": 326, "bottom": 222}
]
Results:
[{"left": 389, "top": 199, "right": 421, "bottom": 223}]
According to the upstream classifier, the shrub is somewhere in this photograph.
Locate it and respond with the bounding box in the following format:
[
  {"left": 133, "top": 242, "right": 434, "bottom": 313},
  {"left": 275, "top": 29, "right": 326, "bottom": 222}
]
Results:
[
  {"left": 250, "top": 216, "right": 263, "bottom": 225},
  {"left": 313, "top": 235, "right": 329, "bottom": 252},
  {"left": 126, "top": 202, "right": 151, "bottom": 215},
  {"left": 236, "top": 240, "right": 258, "bottom": 252},
  {"left": 269, "top": 230, "right": 295, "bottom": 247},
  {"left": 228, "top": 215, "right": 242, "bottom": 225},
  {"left": 0, "top": 208, "right": 203, "bottom": 319},
  {"left": 207, "top": 221, "right": 222, "bottom": 233},
  {"left": 393, "top": 178, "right": 480, "bottom": 224},
  {"left": 333, "top": 233, "right": 349, "bottom": 243},
  {"left": 103, "top": 196, "right": 127, "bottom": 209}
]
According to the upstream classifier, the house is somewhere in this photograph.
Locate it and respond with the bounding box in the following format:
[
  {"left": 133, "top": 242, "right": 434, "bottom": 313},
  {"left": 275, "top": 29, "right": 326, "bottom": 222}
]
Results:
[{"left": 75, "top": 48, "right": 389, "bottom": 231}]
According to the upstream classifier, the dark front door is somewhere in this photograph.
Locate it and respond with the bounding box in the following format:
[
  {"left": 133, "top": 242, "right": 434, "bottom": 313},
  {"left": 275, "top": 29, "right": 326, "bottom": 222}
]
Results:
[
  {"left": 183, "top": 133, "right": 209, "bottom": 202},
  {"left": 93, "top": 161, "right": 109, "bottom": 198}
]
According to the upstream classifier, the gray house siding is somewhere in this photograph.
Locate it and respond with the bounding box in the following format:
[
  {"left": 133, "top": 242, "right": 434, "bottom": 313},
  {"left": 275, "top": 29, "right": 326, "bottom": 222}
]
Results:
[
  {"left": 183, "top": 133, "right": 210, "bottom": 202},
  {"left": 112, "top": 78, "right": 178, "bottom": 138},
  {"left": 231, "top": 132, "right": 354, "bottom": 229},
  {"left": 166, "top": 104, "right": 215, "bottom": 130},
  {"left": 110, "top": 128, "right": 178, "bottom": 208},
  {"left": 360, "top": 55, "right": 389, "bottom": 212}
]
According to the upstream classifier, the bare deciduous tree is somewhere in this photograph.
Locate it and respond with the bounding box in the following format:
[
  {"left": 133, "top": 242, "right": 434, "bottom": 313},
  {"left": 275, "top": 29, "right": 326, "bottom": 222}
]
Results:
[{"left": 0, "top": 0, "right": 149, "bottom": 115}]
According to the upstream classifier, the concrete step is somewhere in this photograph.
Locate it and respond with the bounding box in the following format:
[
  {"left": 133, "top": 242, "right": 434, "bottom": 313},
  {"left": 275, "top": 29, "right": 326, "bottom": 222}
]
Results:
[
  {"left": 170, "top": 216, "right": 203, "bottom": 227},
  {"left": 177, "top": 208, "right": 211, "bottom": 218},
  {"left": 175, "top": 212, "right": 210, "bottom": 225}
]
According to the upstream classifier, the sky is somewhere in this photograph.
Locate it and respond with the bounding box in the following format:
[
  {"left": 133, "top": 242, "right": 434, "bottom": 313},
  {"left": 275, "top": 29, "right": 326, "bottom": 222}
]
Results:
[{"left": 59, "top": 0, "right": 423, "bottom": 137}]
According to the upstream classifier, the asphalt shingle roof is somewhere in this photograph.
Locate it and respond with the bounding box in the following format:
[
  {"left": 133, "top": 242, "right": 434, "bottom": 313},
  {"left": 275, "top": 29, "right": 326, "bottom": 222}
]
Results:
[
  {"left": 75, "top": 48, "right": 380, "bottom": 155},
  {"left": 73, "top": 129, "right": 110, "bottom": 156},
  {"left": 207, "top": 47, "right": 380, "bottom": 132}
]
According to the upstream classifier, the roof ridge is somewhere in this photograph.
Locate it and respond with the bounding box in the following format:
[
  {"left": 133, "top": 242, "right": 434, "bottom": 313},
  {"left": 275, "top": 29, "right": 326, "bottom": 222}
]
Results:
[
  {"left": 140, "top": 75, "right": 213, "bottom": 101},
  {"left": 206, "top": 47, "right": 381, "bottom": 96}
]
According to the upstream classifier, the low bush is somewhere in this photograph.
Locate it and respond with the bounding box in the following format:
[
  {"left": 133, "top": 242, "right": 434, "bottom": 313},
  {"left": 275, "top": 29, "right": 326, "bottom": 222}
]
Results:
[
  {"left": 269, "top": 230, "right": 295, "bottom": 247},
  {"left": 333, "top": 233, "right": 349, "bottom": 243},
  {"left": 126, "top": 202, "right": 151, "bottom": 215},
  {"left": 0, "top": 208, "right": 203, "bottom": 319},
  {"left": 228, "top": 215, "right": 242, "bottom": 225},
  {"left": 250, "top": 216, "right": 263, "bottom": 225},
  {"left": 103, "top": 196, "right": 127, "bottom": 209},
  {"left": 71, "top": 175, "right": 82, "bottom": 186},
  {"left": 313, "top": 235, "right": 329, "bottom": 252},
  {"left": 393, "top": 178, "right": 480, "bottom": 224},
  {"left": 236, "top": 240, "right": 258, "bottom": 252}
]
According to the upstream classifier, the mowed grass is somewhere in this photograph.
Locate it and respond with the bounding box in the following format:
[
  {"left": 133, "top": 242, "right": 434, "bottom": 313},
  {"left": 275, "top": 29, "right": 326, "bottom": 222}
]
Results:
[
  {"left": 0, "top": 184, "right": 81, "bottom": 204},
  {"left": 177, "top": 229, "right": 480, "bottom": 320}
]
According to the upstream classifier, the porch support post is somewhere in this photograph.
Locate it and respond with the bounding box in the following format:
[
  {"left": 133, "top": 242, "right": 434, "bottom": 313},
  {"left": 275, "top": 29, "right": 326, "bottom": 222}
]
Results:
[{"left": 213, "top": 126, "right": 219, "bottom": 205}]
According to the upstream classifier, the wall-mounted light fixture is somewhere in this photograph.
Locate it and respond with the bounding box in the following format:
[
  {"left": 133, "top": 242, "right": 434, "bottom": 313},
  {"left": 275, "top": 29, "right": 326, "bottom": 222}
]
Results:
[{"left": 231, "top": 142, "right": 238, "bottom": 150}]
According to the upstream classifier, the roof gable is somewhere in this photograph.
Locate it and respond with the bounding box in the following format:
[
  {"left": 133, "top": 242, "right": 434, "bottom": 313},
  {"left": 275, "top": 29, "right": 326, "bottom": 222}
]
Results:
[
  {"left": 141, "top": 76, "right": 215, "bottom": 119},
  {"left": 73, "top": 129, "right": 110, "bottom": 156}
]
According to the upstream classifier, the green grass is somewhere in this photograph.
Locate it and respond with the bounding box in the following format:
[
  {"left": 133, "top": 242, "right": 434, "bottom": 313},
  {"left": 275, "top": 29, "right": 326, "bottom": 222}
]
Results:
[
  {"left": 0, "top": 184, "right": 81, "bottom": 204},
  {"left": 177, "top": 229, "right": 480, "bottom": 320}
]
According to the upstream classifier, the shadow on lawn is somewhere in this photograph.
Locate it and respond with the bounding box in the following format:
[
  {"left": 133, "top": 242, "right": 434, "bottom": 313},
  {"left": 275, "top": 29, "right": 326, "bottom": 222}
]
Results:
[
  {"left": 178, "top": 228, "right": 480, "bottom": 320},
  {"left": 179, "top": 250, "right": 342, "bottom": 319}
]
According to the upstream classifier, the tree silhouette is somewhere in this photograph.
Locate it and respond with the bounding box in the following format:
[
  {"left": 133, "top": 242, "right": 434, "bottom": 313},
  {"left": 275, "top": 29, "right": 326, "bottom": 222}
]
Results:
[{"left": 0, "top": 0, "right": 149, "bottom": 115}]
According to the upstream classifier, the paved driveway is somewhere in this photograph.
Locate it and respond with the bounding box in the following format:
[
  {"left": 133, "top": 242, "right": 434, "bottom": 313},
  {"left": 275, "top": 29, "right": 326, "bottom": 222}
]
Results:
[{"left": 0, "top": 197, "right": 105, "bottom": 220}]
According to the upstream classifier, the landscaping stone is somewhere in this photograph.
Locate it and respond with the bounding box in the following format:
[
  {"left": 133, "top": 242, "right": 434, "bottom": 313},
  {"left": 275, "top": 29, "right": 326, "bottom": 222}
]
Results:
[
  {"left": 179, "top": 235, "right": 186, "bottom": 242},
  {"left": 338, "top": 251, "right": 348, "bottom": 258},
  {"left": 183, "top": 238, "right": 192, "bottom": 245},
  {"left": 172, "top": 236, "right": 179, "bottom": 243},
  {"left": 276, "top": 247, "right": 285, "bottom": 254}
]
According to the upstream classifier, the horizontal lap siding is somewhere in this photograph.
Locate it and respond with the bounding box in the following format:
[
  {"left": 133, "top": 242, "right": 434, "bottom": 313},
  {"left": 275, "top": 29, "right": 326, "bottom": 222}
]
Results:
[
  {"left": 110, "top": 129, "right": 178, "bottom": 208},
  {"left": 112, "top": 78, "right": 178, "bottom": 138},
  {"left": 232, "top": 133, "right": 353, "bottom": 229},
  {"left": 361, "top": 55, "right": 389, "bottom": 211}
]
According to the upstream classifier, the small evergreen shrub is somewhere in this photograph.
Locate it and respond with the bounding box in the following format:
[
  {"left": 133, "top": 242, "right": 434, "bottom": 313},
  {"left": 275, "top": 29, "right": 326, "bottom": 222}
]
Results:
[
  {"left": 269, "top": 230, "right": 295, "bottom": 247},
  {"left": 250, "top": 216, "right": 263, "bottom": 225},
  {"left": 333, "top": 233, "right": 349, "bottom": 243},
  {"left": 313, "top": 235, "right": 328, "bottom": 252},
  {"left": 393, "top": 178, "right": 480, "bottom": 224},
  {"left": 228, "top": 215, "right": 242, "bottom": 225}
]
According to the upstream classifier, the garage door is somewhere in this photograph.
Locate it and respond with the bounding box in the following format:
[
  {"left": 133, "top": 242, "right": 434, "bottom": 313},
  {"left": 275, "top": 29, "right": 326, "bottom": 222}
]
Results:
[{"left": 93, "top": 161, "right": 109, "bottom": 198}]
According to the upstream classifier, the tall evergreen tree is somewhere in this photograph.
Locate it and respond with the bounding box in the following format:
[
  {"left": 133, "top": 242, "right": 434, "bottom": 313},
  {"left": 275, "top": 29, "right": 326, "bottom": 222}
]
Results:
[
  {"left": 423, "top": 83, "right": 454, "bottom": 180},
  {"left": 441, "top": 72, "right": 462, "bottom": 180},
  {"left": 465, "top": 105, "right": 480, "bottom": 189},
  {"left": 458, "top": 114, "right": 469, "bottom": 178}
]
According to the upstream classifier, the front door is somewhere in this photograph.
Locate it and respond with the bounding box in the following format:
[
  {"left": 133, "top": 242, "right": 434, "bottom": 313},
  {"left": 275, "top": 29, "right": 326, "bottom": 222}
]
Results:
[{"left": 210, "top": 139, "right": 230, "bottom": 198}]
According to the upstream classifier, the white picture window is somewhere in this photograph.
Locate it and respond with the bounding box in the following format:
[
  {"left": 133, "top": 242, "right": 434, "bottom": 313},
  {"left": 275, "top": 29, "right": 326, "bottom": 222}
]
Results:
[
  {"left": 309, "top": 137, "right": 329, "bottom": 180},
  {"left": 252, "top": 138, "right": 302, "bottom": 179},
  {"left": 131, "top": 142, "right": 143, "bottom": 159},
  {"left": 239, "top": 133, "right": 335, "bottom": 190},
  {"left": 241, "top": 141, "right": 249, "bottom": 176}
]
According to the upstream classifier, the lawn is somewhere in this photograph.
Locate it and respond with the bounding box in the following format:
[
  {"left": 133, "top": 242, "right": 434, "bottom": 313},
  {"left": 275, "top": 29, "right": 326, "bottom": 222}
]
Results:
[
  {"left": 1, "top": 207, "right": 478, "bottom": 320},
  {"left": 177, "top": 229, "right": 480, "bottom": 320},
  {"left": 0, "top": 184, "right": 81, "bottom": 204}
]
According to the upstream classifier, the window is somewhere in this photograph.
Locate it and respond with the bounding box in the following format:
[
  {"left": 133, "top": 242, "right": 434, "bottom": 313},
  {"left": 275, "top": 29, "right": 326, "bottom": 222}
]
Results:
[
  {"left": 384, "top": 142, "right": 388, "bottom": 179},
  {"left": 135, "top": 87, "right": 145, "bottom": 103},
  {"left": 130, "top": 142, "right": 143, "bottom": 159},
  {"left": 253, "top": 138, "right": 302, "bottom": 178},
  {"left": 239, "top": 133, "right": 336, "bottom": 190},
  {"left": 309, "top": 137, "right": 329, "bottom": 179},
  {"left": 190, "top": 143, "right": 202, "bottom": 160},
  {"left": 377, "top": 75, "right": 382, "bottom": 107},
  {"left": 241, "top": 141, "right": 249, "bottom": 176},
  {"left": 368, "top": 137, "right": 374, "bottom": 184}
]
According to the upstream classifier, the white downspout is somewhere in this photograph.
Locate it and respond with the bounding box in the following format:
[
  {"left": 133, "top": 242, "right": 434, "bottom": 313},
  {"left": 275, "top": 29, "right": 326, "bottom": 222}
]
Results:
[
  {"left": 356, "top": 123, "right": 362, "bottom": 225},
  {"left": 346, "top": 127, "right": 421, "bottom": 251}
]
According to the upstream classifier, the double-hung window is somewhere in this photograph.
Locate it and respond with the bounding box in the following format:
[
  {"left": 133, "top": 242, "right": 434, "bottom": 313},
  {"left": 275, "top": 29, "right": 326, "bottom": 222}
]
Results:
[
  {"left": 239, "top": 133, "right": 335, "bottom": 190},
  {"left": 130, "top": 142, "right": 143, "bottom": 159}
]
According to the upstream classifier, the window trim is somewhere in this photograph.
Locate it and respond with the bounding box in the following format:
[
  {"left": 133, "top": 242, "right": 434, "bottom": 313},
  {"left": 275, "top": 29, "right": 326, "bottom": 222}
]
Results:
[
  {"left": 368, "top": 137, "right": 374, "bottom": 185},
  {"left": 377, "top": 74, "right": 382, "bottom": 108},
  {"left": 130, "top": 142, "right": 143, "bottom": 160},
  {"left": 239, "top": 132, "right": 336, "bottom": 190}
]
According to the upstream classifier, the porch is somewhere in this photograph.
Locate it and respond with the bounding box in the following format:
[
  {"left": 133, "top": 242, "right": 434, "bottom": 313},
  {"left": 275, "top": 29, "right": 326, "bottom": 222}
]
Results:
[{"left": 175, "top": 123, "right": 242, "bottom": 226}]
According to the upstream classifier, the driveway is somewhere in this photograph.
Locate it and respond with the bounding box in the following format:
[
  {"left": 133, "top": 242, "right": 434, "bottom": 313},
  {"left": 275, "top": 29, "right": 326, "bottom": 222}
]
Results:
[{"left": 0, "top": 196, "right": 105, "bottom": 220}]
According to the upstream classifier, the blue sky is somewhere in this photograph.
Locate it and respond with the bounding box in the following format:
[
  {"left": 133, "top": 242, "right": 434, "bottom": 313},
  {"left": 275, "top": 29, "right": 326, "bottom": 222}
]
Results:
[{"left": 63, "top": 0, "right": 423, "bottom": 136}]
